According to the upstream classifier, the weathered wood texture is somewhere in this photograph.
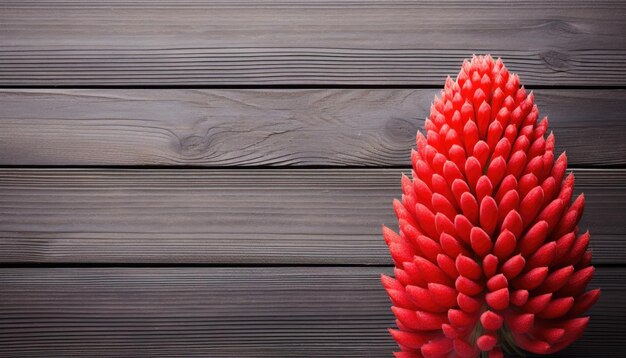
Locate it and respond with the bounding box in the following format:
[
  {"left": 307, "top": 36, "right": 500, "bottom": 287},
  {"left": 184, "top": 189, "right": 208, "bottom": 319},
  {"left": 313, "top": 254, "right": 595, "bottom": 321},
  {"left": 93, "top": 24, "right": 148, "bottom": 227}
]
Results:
[
  {"left": 1, "top": 168, "right": 623, "bottom": 264},
  {"left": 2, "top": 1, "right": 625, "bottom": 357},
  {"left": 1, "top": 1, "right": 625, "bottom": 86},
  {"left": 1, "top": 89, "right": 625, "bottom": 167},
  {"left": 0, "top": 266, "right": 620, "bottom": 357}
]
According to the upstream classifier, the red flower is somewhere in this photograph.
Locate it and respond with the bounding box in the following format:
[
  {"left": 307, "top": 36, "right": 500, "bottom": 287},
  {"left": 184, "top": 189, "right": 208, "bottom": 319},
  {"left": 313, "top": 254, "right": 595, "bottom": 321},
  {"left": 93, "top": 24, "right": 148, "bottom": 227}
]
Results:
[{"left": 382, "top": 55, "right": 599, "bottom": 357}]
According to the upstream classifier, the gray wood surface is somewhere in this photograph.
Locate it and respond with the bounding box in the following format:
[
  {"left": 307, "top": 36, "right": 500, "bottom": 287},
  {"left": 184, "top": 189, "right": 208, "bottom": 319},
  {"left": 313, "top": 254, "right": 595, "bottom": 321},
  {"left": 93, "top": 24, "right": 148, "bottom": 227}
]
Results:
[
  {"left": 2, "top": 1, "right": 625, "bottom": 356},
  {"left": 0, "top": 266, "right": 621, "bottom": 357},
  {"left": 1, "top": 1, "right": 625, "bottom": 86},
  {"left": 1, "top": 89, "right": 625, "bottom": 167},
  {"left": 1, "top": 168, "right": 623, "bottom": 265}
]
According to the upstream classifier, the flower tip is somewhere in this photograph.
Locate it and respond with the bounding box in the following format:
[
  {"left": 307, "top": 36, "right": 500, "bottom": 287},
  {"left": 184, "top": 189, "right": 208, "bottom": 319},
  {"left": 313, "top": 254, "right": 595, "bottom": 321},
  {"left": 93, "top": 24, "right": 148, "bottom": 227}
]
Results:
[{"left": 477, "top": 334, "right": 497, "bottom": 351}]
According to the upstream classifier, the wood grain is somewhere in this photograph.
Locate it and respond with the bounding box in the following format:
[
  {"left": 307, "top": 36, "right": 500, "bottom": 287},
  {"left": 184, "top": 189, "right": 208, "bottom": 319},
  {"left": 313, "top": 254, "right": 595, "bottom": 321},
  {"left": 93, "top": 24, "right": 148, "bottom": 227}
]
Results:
[
  {"left": 1, "top": 168, "right": 623, "bottom": 264},
  {"left": 0, "top": 266, "right": 620, "bottom": 357},
  {"left": 1, "top": 89, "right": 624, "bottom": 167},
  {"left": 1, "top": 1, "right": 625, "bottom": 86}
]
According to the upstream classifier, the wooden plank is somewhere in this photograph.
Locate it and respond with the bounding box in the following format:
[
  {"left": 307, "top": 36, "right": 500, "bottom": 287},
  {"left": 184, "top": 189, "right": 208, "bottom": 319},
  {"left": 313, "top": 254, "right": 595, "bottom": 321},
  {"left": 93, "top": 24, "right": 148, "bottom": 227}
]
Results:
[
  {"left": 0, "top": 168, "right": 624, "bottom": 264},
  {"left": 1, "top": 1, "right": 625, "bottom": 86},
  {"left": 0, "top": 266, "right": 621, "bottom": 357},
  {"left": 1, "top": 89, "right": 624, "bottom": 167}
]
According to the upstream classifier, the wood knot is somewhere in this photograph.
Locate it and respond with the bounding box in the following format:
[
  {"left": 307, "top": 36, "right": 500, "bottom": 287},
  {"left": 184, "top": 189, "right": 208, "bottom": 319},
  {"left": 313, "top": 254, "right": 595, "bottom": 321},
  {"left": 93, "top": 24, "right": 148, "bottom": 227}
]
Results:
[
  {"left": 385, "top": 117, "right": 419, "bottom": 142},
  {"left": 179, "top": 135, "right": 209, "bottom": 155},
  {"left": 540, "top": 50, "right": 571, "bottom": 72},
  {"left": 545, "top": 20, "right": 581, "bottom": 36}
]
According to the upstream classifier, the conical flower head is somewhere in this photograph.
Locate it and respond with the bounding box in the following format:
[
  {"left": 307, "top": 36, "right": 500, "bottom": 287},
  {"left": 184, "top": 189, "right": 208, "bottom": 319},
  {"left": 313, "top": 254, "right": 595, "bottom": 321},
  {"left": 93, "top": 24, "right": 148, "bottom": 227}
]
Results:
[{"left": 382, "top": 55, "right": 599, "bottom": 357}]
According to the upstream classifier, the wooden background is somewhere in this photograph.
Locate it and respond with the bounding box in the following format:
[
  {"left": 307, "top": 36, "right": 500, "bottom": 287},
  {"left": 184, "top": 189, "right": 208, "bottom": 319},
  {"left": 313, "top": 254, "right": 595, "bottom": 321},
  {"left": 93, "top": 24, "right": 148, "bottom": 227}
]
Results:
[{"left": 1, "top": 1, "right": 625, "bottom": 357}]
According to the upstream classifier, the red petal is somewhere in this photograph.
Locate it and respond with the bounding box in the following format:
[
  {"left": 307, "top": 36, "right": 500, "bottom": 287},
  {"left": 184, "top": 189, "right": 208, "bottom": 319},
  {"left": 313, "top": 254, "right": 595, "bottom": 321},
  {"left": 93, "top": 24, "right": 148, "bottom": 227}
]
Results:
[
  {"left": 535, "top": 265, "right": 574, "bottom": 294},
  {"left": 451, "top": 179, "right": 470, "bottom": 205},
  {"left": 392, "top": 307, "right": 447, "bottom": 331},
  {"left": 505, "top": 312, "right": 534, "bottom": 334},
  {"left": 492, "top": 138, "right": 511, "bottom": 162},
  {"left": 501, "top": 254, "right": 526, "bottom": 280},
  {"left": 477, "top": 100, "right": 491, "bottom": 138},
  {"left": 473, "top": 141, "right": 490, "bottom": 169},
  {"left": 518, "top": 220, "right": 549, "bottom": 256},
  {"left": 388, "top": 329, "right": 433, "bottom": 349},
  {"left": 510, "top": 289, "right": 529, "bottom": 307},
  {"left": 453, "top": 338, "right": 477, "bottom": 358},
  {"left": 448, "top": 145, "right": 466, "bottom": 173},
  {"left": 428, "top": 283, "right": 458, "bottom": 308},
  {"left": 383, "top": 226, "right": 402, "bottom": 246},
  {"left": 480, "top": 310, "right": 503, "bottom": 330},
  {"left": 416, "top": 235, "right": 443, "bottom": 262},
  {"left": 568, "top": 289, "right": 600, "bottom": 317},
  {"left": 414, "top": 256, "right": 453, "bottom": 286},
  {"left": 493, "top": 230, "right": 516, "bottom": 261},
  {"left": 477, "top": 333, "right": 497, "bottom": 351},
  {"left": 436, "top": 254, "right": 459, "bottom": 279},
  {"left": 500, "top": 210, "right": 523, "bottom": 238},
  {"left": 565, "top": 231, "right": 590, "bottom": 266},
  {"left": 381, "top": 274, "right": 402, "bottom": 290},
  {"left": 421, "top": 337, "right": 453, "bottom": 358},
  {"left": 486, "top": 288, "right": 509, "bottom": 310},
  {"left": 395, "top": 199, "right": 418, "bottom": 227},
  {"left": 536, "top": 198, "right": 565, "bottom": 231},
  {"left": 459, "top": 192, "right": 479, "bottom": 225},
  {"left": 457, "top": 292, "right": 482, "bottom": 313},
  {"left": 463, "top": 121, "right": 479, "bottom": 155},
  {"left": 512, "top": 267, "right": 549, "bottom": 290},
  {"left": 443, "top": 161, "right": 464, "bottom": 187},
  {"left": 415, "top": 203, "right": 438, "bottom": 239},
  {"left": 554, "top": 232, "right": 576, "bottom": 265},
  {"left": 406, "top": 285, "right": 447, "bottom": 313},
  {"left": 497, "top": 190, "right": 519, "bottom": 224},
  {"left": 456, "top": 255, "right": 482, "bottom": 280},
  {"left": 435, "top": 213, "right": 456, "bottom": 237},
  {"left": 523, "top": 293, "right": 553, "bottom": 314},
  {"left": 487, "top": 156, "right": 507, "bottom": 187},
  {"left": 455, "top": 276, "right": 483, "bottom": 296},
  {"left": 519, "top": 186, "right": 544, "bottom": 226},
  {"left": 448, "top": 309, "right": 475, "bottom": 327},
  {"left": 518, "top": 173, "right": 538, "bottom": 199},
  {"left": 475, "top": 176, "right": 493, "bottom": 202},
  {"left": 464, "top": 157, "right": 482, "bottom": 191},
  {"left": 414, "top": 177, "right": 434, "bottom": 208},
  {"left": 507, "top": 151, "right": 527, "bottom": 178},
  {"left": 537, "top": 297, "right": 575, "bottom": 319},
  {"left": 526, "top": 241, "right": 557, "bottom": 269},
  {"left": 545, "top": 317, "right": 589, "bottom": 354},
  {"left": 495, "top": 174, "right": 518, "bottom": 203},
  {"left": 486, "top": 274, "right": 508, "bottom": 291},
  {"left": 470, "top": 227, "right": 492, "bottom": 257},
  {"left": 482, "top": 254, "right": 499, "bottom": 278},
  {"left": 432, "top": 193, "right": 457, "bottom": 221},
  {"left": 442, "top": 323, "right": 457, "bottom": 339},
  {"left": 385, "top": 288, "right": 417, "bottom": 309},
  {"left": 559, "top": 266, "right": 595, "bottom": 297},
  {"left": 487, "top": 122, "right": 504, "bottom": 152},
  {"left": 440, "top": 233, "right": 469, "bottom": 258},
  {"left": 532, "top": 326, "right": 565, "bottom": 344},
  {"left": 479, "top": 196, "right": 498, "bottom": 236},
  {"left": 512, "top": 333, "right": 550, "bottom": 354},
  {"left": 389, "top": 242, "right": 414, "bottom": 267},
  {"left": 541, "top": 177, "right": 557, "bottom": 206},
  {"left": 454, "top": 215, "right": 473, "bottom": 245}
]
